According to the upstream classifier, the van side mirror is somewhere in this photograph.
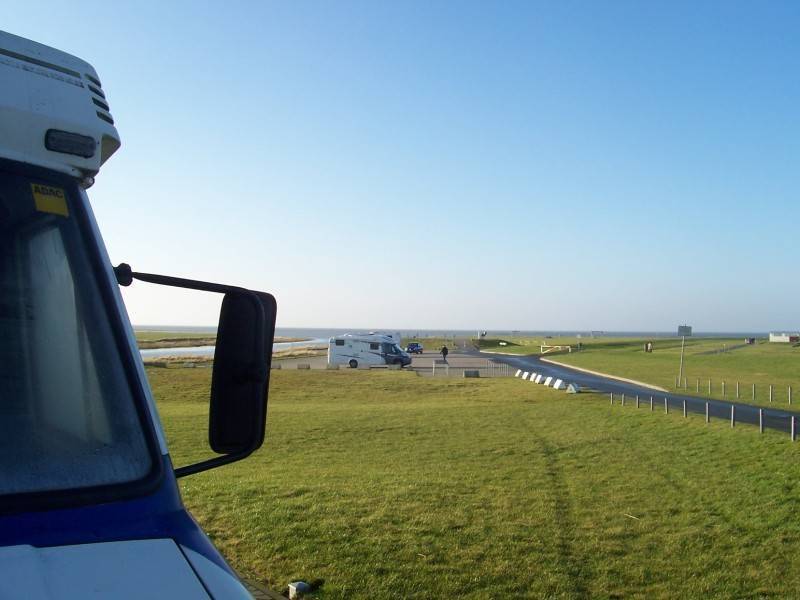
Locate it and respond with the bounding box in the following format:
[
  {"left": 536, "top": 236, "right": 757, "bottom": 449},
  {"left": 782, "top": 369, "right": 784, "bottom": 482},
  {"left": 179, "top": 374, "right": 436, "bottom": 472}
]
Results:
[
  {"left": 114, "top": 264, "right": 276, "bottom": 477},
  {"left": 209, "top": 290, "right": 275, "bottom": 455}
]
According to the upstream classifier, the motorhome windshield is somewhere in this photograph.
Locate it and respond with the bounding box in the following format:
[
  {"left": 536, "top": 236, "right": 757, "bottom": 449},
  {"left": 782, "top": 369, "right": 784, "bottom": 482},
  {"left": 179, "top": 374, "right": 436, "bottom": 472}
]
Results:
[
  {"left": 0, "top": 166, "right": 153, "bottom": 497},
  {"left": 382, "top": 343, "right": 402, "bottom": 355}
]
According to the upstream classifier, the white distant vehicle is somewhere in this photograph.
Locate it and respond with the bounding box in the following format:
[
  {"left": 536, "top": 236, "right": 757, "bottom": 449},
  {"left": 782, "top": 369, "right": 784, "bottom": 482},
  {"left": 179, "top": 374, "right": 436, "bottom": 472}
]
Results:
[{"left": 329, "top": 333, "right": 411, "bottom": 368}]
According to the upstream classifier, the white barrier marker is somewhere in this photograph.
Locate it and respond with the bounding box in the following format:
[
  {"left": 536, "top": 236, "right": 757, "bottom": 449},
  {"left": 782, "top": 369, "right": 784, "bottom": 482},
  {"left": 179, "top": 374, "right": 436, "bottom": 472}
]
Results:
[
  {"left": 515, "top": 369, "right": 521, "bottom": 378},
  {"left": 553, "top": 379, "right": 565, "bottom": 390},
  {"left": 522, "top": 371, "right": 529, "bottom": 380},
  {"left": 535, "top": 375, "right": 543, "bottom": 384},
  {"left": 544, "top": 376, "right": 553, "bottom": 387}
]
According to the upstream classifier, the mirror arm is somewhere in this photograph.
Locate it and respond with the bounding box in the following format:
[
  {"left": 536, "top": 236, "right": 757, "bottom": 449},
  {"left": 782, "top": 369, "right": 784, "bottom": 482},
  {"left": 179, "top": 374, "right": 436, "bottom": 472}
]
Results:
[
  {"left": 114, "top": 262, "right": 250, "bottom": 296},
  {"left": 174, "top": 449, "right": 256, "bottom": 478}
]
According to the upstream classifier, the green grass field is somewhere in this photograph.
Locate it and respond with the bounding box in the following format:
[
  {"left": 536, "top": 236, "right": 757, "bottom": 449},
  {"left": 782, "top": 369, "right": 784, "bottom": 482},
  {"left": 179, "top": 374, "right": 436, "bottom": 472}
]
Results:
[
  {"left": 150, "top": 368, "right": 800, "bottom": 598},
  {"left": 547, "top": 337, "right": 800, "bottom": 409},
  {"left": 477, "top": 336, "right": 648, "bottom": 356}
]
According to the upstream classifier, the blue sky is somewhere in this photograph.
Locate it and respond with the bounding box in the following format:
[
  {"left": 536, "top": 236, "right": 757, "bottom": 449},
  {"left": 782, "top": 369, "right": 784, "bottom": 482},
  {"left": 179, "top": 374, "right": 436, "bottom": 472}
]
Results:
[{"left": 5, "top": 2, "right": 800, "bottom": 330}]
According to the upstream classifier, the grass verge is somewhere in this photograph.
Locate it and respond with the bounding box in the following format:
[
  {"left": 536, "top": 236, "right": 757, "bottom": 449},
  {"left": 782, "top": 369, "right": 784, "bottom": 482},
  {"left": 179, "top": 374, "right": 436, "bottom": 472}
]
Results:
[
  {"left": 149, "top": 368, "right": 800, "bottom": 598},
  {"left": 551, "top": 337, "right": 800, "bottom": 409}
]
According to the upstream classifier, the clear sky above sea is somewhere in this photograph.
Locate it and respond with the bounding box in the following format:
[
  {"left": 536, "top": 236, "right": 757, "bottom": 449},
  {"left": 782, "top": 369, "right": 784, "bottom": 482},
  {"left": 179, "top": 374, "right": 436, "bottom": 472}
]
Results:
[{"left": 5, "top": 2, "right": 800, "bottom": 331}]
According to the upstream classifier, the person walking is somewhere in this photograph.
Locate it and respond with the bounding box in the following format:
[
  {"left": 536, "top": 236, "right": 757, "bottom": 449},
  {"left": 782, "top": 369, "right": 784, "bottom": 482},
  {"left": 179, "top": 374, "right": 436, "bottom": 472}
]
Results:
[{"left": 440, "top": 345, "right": 449, "bottom": 363}]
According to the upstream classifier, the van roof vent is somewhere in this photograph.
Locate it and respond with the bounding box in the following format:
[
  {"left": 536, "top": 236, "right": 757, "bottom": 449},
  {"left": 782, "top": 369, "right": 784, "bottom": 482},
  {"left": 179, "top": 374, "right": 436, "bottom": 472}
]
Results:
[{"left": 84, "top": 72, "right": 114, "bottom": 125}]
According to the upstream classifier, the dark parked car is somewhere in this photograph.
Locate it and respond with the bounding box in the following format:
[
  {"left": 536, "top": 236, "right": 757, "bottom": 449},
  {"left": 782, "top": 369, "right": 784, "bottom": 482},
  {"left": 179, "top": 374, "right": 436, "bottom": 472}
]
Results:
[{"left": 405, "top": 342, "right": 424, "bottom": 354}]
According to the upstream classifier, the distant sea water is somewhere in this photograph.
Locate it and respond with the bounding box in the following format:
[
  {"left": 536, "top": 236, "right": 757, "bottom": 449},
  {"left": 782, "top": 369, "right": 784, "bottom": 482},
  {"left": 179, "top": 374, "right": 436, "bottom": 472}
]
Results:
[
  {"left": 135, "top": 325, "right": 770, "bottom": 340},
  {"left": 135, "top": 326, "right": 772, "bottom": 359}
]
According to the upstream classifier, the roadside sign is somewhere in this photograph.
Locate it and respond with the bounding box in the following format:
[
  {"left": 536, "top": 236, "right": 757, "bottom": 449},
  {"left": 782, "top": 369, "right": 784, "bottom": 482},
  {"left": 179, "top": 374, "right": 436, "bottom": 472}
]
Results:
[{"left": 677, "top": 325, "right": 692, "bottom": 383}]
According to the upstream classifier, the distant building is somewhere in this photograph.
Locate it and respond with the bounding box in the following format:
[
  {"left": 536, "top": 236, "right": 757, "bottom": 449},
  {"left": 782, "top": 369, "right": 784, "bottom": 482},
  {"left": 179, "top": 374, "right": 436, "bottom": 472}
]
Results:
[{"left": 769, "top": 332, "right": 800, "bottom": 343}]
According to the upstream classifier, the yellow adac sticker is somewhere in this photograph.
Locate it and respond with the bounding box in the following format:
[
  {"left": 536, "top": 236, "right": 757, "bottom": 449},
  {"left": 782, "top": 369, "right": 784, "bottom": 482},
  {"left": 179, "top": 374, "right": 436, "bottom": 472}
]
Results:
[{"left": 31, "top": 183, "right": 69, "bottom": 217}]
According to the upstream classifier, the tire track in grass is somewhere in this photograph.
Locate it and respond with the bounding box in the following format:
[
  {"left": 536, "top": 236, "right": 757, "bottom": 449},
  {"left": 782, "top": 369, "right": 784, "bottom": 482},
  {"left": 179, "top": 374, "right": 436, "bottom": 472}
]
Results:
[{"left": 530, "top": 432, "right": 594, "bottom": 598}]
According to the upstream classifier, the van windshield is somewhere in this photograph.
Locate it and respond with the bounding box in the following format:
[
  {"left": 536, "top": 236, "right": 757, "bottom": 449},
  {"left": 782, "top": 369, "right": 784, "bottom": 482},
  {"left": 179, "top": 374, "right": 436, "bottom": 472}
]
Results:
[{"left": 0, "top": 168, "right": 153, "bottom": 497}]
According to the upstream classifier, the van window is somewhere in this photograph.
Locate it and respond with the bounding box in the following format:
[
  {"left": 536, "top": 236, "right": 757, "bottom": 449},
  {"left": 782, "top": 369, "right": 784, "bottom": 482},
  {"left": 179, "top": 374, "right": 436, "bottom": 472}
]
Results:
[
  {"left": 0, "top": 170, "right": 153, "bottom": 497},
  {"left": 370, "top": 343, "right": 379, "bottom": 350},
  {"left": 335, "top": 339, "right": 345, "bottom": 346}
]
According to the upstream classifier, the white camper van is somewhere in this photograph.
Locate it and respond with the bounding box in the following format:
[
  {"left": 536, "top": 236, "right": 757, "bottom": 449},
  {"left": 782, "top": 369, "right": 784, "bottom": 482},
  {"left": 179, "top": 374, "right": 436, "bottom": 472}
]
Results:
[{"left": 329, "top": 334, "right": 412, "bottom": 368}]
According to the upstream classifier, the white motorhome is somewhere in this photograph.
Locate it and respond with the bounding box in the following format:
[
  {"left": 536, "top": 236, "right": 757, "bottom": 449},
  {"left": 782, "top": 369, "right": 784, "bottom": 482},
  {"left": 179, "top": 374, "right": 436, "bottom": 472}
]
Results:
[{"left": 329, "top": 333, "right": 411, "bottom": 368}]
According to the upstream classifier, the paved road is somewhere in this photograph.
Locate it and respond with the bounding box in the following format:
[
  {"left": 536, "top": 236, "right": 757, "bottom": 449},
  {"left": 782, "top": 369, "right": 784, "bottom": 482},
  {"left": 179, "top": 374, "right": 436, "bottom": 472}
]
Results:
[{"left": 478, "top": 351, "right": 800, "bottom": 436}]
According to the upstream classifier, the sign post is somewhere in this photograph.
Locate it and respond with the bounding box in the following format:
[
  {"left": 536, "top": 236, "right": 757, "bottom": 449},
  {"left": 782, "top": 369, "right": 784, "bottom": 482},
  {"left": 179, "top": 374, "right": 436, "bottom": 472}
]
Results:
[{"left": 677, "top": 325, "right": 692, "bottom": 385}]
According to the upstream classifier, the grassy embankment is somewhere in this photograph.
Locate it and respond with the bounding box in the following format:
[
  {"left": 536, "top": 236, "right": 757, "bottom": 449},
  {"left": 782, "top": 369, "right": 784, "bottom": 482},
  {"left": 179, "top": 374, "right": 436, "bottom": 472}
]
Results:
[
  {"left": 477, "top": 336, "right": 648, "bottom": 356},
  {"left": 151, "top": 368, "right": 800, "bottom": 599},
  {"left": 135, "top": 330, "right": 217, "bottom": 349},
  {"left": 478, "top": 336, "right": 800, "bottom": 410},
  {"left": 547, "top": 338, "right": 800, "bottom": 410}
]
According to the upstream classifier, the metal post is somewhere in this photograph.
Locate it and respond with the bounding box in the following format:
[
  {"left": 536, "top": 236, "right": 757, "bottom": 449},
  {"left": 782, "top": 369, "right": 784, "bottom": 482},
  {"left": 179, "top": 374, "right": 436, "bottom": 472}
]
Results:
[
  {"left": 752, "top": 383, "right": 755, "bottom": 401},
  {"left": 683, "top": 400, "right": 687, "bottom": 418},
  {"left": 792, "top": 416, "right": 796, "bottom": 442},
  {"left": 610, "top": 392, "right": 614, "bottom": 405},
  {"left": 722, "top": 381, "right": 725, "bottom": 396},
  {"left": 705, "top": 402, "right": 709, "bottom": 423},
  {"left": 759, "top": 409, "right": 763, "bottom": 433},
  {"left": 678, "top": 335, "right": 686, "bottom": 385},
  {"left": 636, "top": 395, "right": 640, "bottom": 408},
  {"left": 650, "top": 396, "right": 653, "bottom": 411},
  {"left": 731, "top": 405, "right": 735, "bottom": 428},
  {"left": 696, "top": 378, "right": 699, "bottom": 393},
  {"left": 769, "top": 385, "right": 773, "bottom": 403},
  {"left": 736, "top": 381, "right": 740, "bottom": 398},
  {"left": 622, "top": 393, "right": 625, "bottom": 407},
  {"left": 708, "top": 379, "right": 711, "bottom": 394},
  {"left": 432, "top": 361, "right": 435, "bottom": 376},
  {"left": 664, "top": 397, "right": 668, "bottom": 414}
]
